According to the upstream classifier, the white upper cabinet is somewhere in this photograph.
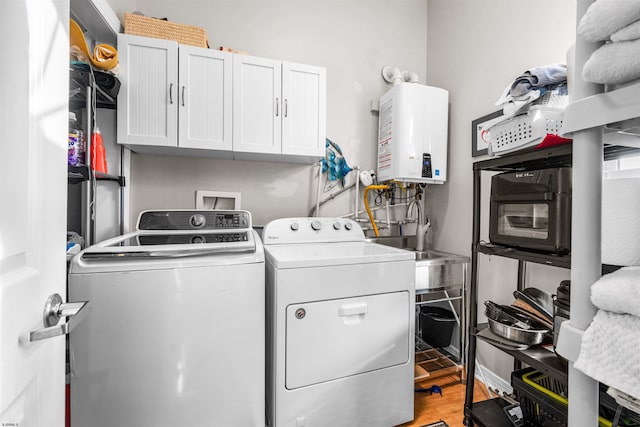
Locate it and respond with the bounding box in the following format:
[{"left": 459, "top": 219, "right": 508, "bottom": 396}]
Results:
[
  {"left": 232, "top": 55, "right": 282, "bottom": 155},
  {"left": 117, "top": 34, "right": 178, "bottom": 148},
  {"left": 117, "top": 34, "right": 232, "bottom": 155},
  {"left": 281, "top": 62, "right": 326, "bottom": 158},
  {"left": 179, "top": 45, "right": 232, "bottom": 151},
  {"left": 233, "top": 56, "right": 326, "bottom": 163},
  {"left": 117, "top": 33, "right": 326, "bottom": 163}
]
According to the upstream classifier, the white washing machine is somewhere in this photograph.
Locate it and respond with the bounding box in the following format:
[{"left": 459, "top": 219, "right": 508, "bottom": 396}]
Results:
[
  {"left": 68, "top": 210, "right": 265, "bottom": 427},
  {"left": 262, "top": 217, "right": 416, "bottom": 427}
]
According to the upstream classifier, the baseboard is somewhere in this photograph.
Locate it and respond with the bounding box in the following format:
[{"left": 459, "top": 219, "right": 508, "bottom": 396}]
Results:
[{"left": 474, "top": 360, "right": 513, "bottom": 396}]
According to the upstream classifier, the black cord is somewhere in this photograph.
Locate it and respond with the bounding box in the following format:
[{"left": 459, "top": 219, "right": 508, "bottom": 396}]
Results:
[{"left": 374, "top": 190, "right": 385, "bottom": 206}]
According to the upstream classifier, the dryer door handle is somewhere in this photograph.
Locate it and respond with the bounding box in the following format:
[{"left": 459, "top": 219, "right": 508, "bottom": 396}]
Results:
[{"left": 338, "top": 302, "right": 368, "bottom": 317}]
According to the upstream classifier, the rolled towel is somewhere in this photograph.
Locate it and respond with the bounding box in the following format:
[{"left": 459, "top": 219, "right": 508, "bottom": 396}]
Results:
[
  {"left": 575, "top": 310, "right": 640, "bottom": 400},
  {"left": 578, "top": 0, "right": 640, "bottom": 42},
  {"left": 611, "top": 19, "right": 640, "bottom": 42},
  {"left": 582, "top": 39, "right": 640, "bottom": 85},
  {"left": 591, "top": 267, "right": 640, "bottom": 316}
]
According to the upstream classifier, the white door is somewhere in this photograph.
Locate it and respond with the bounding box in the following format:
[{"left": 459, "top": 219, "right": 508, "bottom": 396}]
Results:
[
  {"left": 178, "top": 45, "right": 233, "bottom": 153},
  {"left": 285, "top": 292, "right": 410, "bottom": 389},
  {"left": 281, "top": 62, "right": 326, "bottom": 157},
  {"left": 232, "top": 55, "right": 282, "bottom": 155},
  {"left": 1, "top": 0, "right": 68, "bottom": 426},
  {"left": 117, "top": 34, "right": 178, "bottom": 147}
]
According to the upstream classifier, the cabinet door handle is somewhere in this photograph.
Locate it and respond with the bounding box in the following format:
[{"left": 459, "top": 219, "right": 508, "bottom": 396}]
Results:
[
  {"left": 275, "top": 97, "right": 279, "bottom": 117},
  {"left": 169, "top": 83, "right": 174, "bottom": 104},
  {"left": 284, "top": 99, "right": 288, "bottom": 118},
  {"left": 181, "top": 86, "right": 185, "bottom": 106}
]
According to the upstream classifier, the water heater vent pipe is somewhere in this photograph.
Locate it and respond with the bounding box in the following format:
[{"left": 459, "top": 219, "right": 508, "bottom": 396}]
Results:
[{"left": 381, "top": 66, "right": 419, "bottom": 85}]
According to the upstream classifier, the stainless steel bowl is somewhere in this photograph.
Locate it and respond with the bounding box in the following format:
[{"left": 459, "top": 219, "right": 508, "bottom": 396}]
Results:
[{"left": 487, "top": 317, "right": 549, "bottom": 345}]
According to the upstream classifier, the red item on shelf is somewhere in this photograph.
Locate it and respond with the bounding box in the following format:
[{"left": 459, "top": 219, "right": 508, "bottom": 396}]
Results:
[
  {"left": 535, "top": 133, "right": 572, "bottom": 149},
  {"left": 91, "top": 127, "right": 108, "bottom": 174}
]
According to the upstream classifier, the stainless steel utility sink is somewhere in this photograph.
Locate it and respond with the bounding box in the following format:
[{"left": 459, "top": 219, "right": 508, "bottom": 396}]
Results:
[
  {"left": 414, "top": 250, "right": 444, "bottom": 260},
  {"left": 367, "top": 236, "right": 469, "bottom": 291}
]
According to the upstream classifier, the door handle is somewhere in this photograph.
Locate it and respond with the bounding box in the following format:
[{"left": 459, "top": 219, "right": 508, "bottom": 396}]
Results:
[
  {"left": 284, "top": 99, "right": 288, "bottom": 118},
  {"left": 182, "top": 86, "right": 185, "bottom": 106},
  {"left": 24, "top": 293, "right": 89, "bottom": 343},
  {"left": 275, "top": 97, "right": 279, "bottom": 117},
  {"left": 338, "top": 302, "right": 368, "bottom": 316},
  {"left": 169, "top": 83, "right": 174, "bottom": 104}
]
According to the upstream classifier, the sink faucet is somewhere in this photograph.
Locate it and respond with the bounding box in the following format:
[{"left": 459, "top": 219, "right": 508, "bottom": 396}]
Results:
[{"left": 406, "top": 199, "right": 429, "bottom": 252}]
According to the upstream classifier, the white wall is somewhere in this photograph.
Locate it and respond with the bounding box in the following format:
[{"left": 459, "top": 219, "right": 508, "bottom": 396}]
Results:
[
  {"left": 104, "top": 0, "right": 136, "bottom": 24},
  {"left": 425, "top": 0, "right": 576, "bottom": 382},
  {"left": 124, "top": 0, "right": 429, "bottom": 226}
]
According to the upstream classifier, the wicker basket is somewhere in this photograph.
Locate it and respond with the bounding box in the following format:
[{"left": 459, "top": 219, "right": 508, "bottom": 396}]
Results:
[{"left": 124, "top": 13, "right": 208, "bottom": 48}]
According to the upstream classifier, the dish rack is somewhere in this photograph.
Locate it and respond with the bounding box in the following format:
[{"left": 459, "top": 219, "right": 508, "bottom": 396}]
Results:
[
  {"left": 487, "top": 106, "right": 565, "bottom": 157},
  {"left": 511, "top": 368, "right": 640, "bottom": 427}
]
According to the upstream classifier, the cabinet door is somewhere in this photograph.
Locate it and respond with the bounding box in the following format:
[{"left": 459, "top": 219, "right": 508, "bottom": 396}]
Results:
[
  {"left": 233, "top": 55, "right": 282, "bottom": 154},
  {"left": 117, "top": 34, "right": 178, "bottom": 147},
  {"left": 281, "top": 62, "right": 326, "bottom": 157},
  {"left": 178, "top": 46, "right": 232, "bottom": 151}
]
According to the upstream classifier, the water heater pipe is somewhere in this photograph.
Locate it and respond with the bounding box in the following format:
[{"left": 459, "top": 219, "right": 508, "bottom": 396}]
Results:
[
  {"left": 363, "top": 184, "right": 390, "bottom": 237},
  {"left": 382, "top": 66, "right": 420, "bottom": 85}
]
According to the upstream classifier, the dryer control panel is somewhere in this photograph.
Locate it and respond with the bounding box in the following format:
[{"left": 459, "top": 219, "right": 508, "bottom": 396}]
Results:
[
  {"left": 262, "top": 217, "right": 364, "bottom": 245},
  {"left": 137, "top": 210, "right": 252, "bottom": 231}
]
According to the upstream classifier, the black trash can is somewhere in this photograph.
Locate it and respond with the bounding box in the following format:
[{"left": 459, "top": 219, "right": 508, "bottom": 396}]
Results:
[{"left": 419, "top": 306, "right": 456, "bottom": 348}]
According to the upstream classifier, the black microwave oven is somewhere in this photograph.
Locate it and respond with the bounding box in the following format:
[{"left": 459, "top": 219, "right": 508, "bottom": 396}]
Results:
[{"left": 489, "top": 167, "right": 571, "bottom": 254}]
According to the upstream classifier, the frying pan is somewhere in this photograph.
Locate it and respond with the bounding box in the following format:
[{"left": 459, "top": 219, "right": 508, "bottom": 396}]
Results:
[
  {"left": 513, "top": 287, "right": 554, "bottom": 321},
  {"left": 484, "top": 301, "right": 544, "bottom": 330}
]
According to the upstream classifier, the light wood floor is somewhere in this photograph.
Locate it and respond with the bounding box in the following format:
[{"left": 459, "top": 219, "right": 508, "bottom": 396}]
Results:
[{"left": 397, "top": 374, "right": 492, "bottom": 427}]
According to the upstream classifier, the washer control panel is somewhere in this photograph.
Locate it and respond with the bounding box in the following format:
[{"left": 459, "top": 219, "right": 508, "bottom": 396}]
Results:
[
  {"left": 138, "top": 210, "right": 252, "bottom": 231},
  {"left": 137, "top": 232, "right": 249, "bottom": 245},
  {"left": 263, "top": 217, "right": 365, "bottom": 245}
]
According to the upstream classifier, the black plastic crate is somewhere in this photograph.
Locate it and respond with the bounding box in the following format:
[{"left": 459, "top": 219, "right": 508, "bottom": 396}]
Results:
[
  {"left": 511, "top": 368, "right": 640, "bottom": 427},
  {"left": 512, "top": 368, "right": 567, "bottom": 427}
]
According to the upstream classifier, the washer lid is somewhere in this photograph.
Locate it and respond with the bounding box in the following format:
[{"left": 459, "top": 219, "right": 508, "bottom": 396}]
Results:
[
  {"left": 79, "top": 229, "right": 257, "bottom": 260},
  {"left": 265, "top": 241, "right": 414, "bottom": 269}
]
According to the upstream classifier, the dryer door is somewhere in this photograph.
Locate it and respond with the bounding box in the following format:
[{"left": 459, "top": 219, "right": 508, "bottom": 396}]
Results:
[{"left": 285, "top": 291, "right": 410, "bottom": 389}]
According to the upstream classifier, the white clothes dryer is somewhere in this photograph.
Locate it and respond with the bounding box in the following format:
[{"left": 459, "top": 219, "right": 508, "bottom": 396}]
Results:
[
  {"left": 68, "top": 210, "right": 265, "bottom": 427},
  {"left": 262, "top": 217, "right": 415, "bottom": 427}
]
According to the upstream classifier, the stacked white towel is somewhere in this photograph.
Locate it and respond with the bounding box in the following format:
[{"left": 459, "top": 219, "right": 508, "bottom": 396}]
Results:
[
  {"left": 578, "top": 0, "right": 640, "bottom": 85},
  {"left": 575, "top": 311, "right": 640, "bottom": 399},
  {"left": 575, "top": 267, "right": 640, "bottom": 400},
  {"left": 578, "top": 0, "right": 640, "bottom": 42},
  {"left": 592, "top": 267, "right": 640, "bottom": 316}
]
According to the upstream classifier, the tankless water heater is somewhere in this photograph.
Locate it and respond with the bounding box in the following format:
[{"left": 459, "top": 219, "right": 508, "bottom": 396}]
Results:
[{"left": 377, "top": 83, "right": 449, "bottom": 184}]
